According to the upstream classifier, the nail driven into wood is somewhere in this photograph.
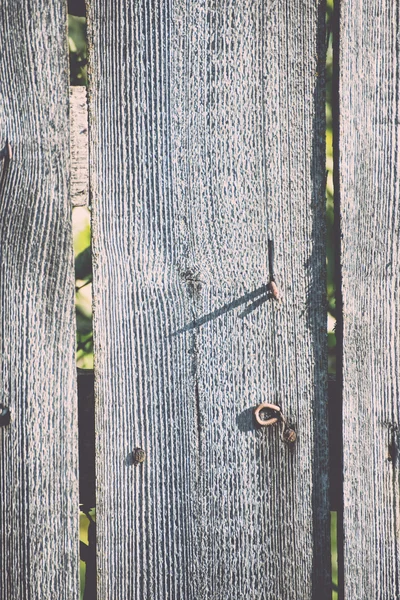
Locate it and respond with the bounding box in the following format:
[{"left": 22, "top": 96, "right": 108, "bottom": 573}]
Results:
[
  {"left": 282, "top": 425, "right": 297, "bottom": 444},
  {"left": 267, "top": 280, "right": 280, "bottom": 301},
  {"left": 267, "top": 239, "right": 280, "bottom": 301},
  {"left": 279, "top": 412, "right": 296, "bottom": 445},
  {"left": 268, "top": 239, "right": 275, "bottom": 281},
  {"left": 254, "top": 402, "right": 297, "bottom": 447},
  {"left": 131, "top": 448, "right": 146, "bottom": 465}
]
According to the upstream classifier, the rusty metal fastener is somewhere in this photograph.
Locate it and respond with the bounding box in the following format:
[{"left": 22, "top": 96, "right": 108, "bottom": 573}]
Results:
[
  {"left": 132, "top": 448, "right": 146, "bottom": 465},
  {"left": 282, "top": 425, "right": 297, "bottom": 444},
  {"left": 267, "top": 280, "right": 280, "bottom": 301},
  {"left": 0, "top": 405, "right": 10, "bottom": 427},
  {"left": 254, "top": 402, "right": 281, "bottom": 427},
  {"left": 267, "top": 239, "right": 280, "bottom": 301}
]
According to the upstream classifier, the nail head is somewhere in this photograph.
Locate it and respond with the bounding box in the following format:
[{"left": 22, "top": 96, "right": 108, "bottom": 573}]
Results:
[
  {"left": 282, "top": 426, "right": 297, "bottom": 444},
  {"left": 132, "top": 447, "right": 146, "bottom": 465}
]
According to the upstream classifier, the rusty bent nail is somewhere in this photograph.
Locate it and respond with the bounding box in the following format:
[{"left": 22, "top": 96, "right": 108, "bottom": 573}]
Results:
[
  {"left": 267, "top": 239, "right": 280, "bottom": 301},
  {"left": 254, "top": 402, "right": 282, "bottom": 427},
  {"left": 267, "top": 280, "right": 280, "bottom": 301}
]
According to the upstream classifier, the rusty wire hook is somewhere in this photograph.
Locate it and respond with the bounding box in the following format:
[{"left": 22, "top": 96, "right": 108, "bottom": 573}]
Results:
[
  {"left": 253, "top": 402, "right": 282, "bottom": 427},
  {"left": 253, "top": 402, "right": 296, "bottom": 444}
]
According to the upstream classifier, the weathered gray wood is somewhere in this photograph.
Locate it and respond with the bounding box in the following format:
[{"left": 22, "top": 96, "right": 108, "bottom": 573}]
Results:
[
  {"left": 339, "top": 1, "right": 400, "bottom": 598},
  {"left": 70, "top": 86, "right": 89, "bottom": 207},
  {"left": 0, "top": 2, "right": 79, "bottom": 599},
  {"left": 88, "top": 1, "right": 329, "bottom": 598}
]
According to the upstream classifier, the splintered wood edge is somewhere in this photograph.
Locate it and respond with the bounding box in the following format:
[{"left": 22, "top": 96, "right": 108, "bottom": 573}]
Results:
[{"left": 70, "top": 86, "right": 88, "bottom": 207}]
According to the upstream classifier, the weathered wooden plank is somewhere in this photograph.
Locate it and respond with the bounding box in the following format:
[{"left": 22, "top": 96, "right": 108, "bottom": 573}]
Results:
[
  {"left": 70, "top": 87, "right": 89, "bottom": 207},
  {"left": 0, "top": 2, "right": 79, "bottom": 599},
  {"left": 339, "top": 1, "right": 400, "bottom": 598},
  {"left": 88, "top": 1, "right": 329, "bottom": 598}
]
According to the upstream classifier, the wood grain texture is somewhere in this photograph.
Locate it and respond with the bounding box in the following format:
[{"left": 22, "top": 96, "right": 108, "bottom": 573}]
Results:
[
  {"left": 339, "top": 1, "right": 400, "bottom": 598},
  {"left": 0, "top": 2, "right": 79, "bottom": 599},
  {"left": 88, "top": 1, "right": 329, "bottom": 598},
  {"left": 70, "top": 86, "right": 89, "bottom": 207}
]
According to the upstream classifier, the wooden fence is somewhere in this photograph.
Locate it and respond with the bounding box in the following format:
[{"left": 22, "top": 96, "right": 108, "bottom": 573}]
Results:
[{"left": 0, "top": 1, "right": 398, "bottom": 599}]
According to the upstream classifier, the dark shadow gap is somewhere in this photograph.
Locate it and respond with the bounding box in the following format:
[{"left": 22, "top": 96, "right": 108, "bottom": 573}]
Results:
[
  {"left": 331, "top": 0, "right": 344, "bottom": 596},
  {"left": 78, "top": 369, "right": 96, "bottom": 600},
  {"left": 310, "top": 1, "right": 332, "bottom": 597},
  {"left": 69, "top": 2, "right": 96, "bottom": 599}
]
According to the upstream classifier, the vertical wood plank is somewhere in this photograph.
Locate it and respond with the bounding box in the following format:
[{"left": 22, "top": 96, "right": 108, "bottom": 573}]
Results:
[
  {"left": 70, "top": 87, "right": 89, "bottom": 208},
  {"left": 0, "top": 2, "right": 79, "bottom": 598},
  {"left": 339, "top": 1, "right": 400, "bottom": 598},
  {"left": 88, "top": 1, "right": 329, "bottom": 598}
]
